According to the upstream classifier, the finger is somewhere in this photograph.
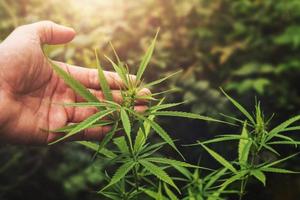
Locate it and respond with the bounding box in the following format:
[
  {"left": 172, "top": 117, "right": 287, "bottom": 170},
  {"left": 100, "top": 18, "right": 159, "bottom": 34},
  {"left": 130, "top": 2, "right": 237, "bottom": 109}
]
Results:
[
  {"left": 31, "top": 20, "right": 76, "bottom": 45},
  {"left": 55, "top": 62, "right": 136, "bottom": 89},
  {"left": 75, "top": 88, "right": 151, "bottom": 104},
  {"left": 134, "top": 105, "right": 149, "bottom": 113}
]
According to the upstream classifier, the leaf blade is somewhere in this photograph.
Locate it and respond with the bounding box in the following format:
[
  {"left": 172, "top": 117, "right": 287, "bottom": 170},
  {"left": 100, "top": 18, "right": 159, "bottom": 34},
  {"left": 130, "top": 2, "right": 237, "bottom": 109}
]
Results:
[
  {"left": 139, "top": 159, "right": 179, "bottom": 193},
  {"left": 95, "top": 49, "right": 114, "bottom": 101},
  {"left": 136, "top": 29, "right": 159, "bottom": 82},
  {"left": 48, "top": 59, "right": 99, "bottom": 102},
  {"left": 199, "top": 143, "right": 237, "bottom": 173}
]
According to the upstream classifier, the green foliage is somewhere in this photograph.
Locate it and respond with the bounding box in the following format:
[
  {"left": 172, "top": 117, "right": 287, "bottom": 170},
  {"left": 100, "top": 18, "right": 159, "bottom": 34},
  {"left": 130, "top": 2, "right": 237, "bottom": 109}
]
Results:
[
  {"left": 47, "top": 34, "right": 225, "bottom": 199},
  {"left": 47, "top": 33, "right": 300, "bottom": 200},
  {"left": 1, "top": 1, "right": 300, "bottom": 199},
  {"left": 196, "top": 91, "right": 300, "bottom": 200}
]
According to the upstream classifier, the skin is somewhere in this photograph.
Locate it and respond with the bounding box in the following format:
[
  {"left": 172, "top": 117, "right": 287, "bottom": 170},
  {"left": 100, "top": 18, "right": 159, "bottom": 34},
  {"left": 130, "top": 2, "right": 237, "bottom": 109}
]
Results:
[{"left": 0, "top": 21, "right": 150, "bottom": 145}]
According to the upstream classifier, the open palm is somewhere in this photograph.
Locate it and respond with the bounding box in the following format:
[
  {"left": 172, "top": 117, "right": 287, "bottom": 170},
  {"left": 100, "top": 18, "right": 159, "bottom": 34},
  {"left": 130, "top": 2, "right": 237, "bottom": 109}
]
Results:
[{"left": 0, "top": 21, "right": 148, "bottom": 144}]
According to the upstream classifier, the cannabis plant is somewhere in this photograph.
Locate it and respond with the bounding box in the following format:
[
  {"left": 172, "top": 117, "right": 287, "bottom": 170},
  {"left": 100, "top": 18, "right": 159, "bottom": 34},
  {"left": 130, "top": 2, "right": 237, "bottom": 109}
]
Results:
[
  {"left": 47, "top": 31, "right": 223, "bottom": 199},
  {"left": 193, "top": 89, "right": 300, "bottom": 199},
  {"left": 46, "top": 32, "right": 300, "bottom": 200}
]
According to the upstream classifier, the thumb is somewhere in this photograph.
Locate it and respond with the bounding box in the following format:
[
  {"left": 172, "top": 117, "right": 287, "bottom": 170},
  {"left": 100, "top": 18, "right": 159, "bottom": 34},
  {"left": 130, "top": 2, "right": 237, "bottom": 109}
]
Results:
[{"left": 31, "top": 20, "right": 76, "bottom": 45}]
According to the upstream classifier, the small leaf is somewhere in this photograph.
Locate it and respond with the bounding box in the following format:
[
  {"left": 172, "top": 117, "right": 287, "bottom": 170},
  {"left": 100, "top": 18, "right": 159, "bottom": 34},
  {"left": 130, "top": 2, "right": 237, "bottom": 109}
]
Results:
[
  {"left": 77, "top": 141, "right": 116, "bottom": 158},
  {"left": 261, "top": 153, "right": 299, "bottom": 169},
  {"left": 148, "top": 102, "right": 185, "bottom": 112},
  {"left": 283, "top": 126, "right": 300, "bottom": 132},
  {"left": 48, "top": 59, "right": 99, "bottom": 102},
  {"left": 150, "top": 111, "right": 232, "bottom": 125},
  {"left": 173, "top": 165, "right": 192, "bottom": 180},
  {"left": 267, "top": 115, "right": 300, "bottom": 141},
  {"left": 113, "top": 136, "right": 130, "bottom": 153},
  {"left": 136, "top": 29, "right": 159, "bottom": 82},
  {"left": 238, "top": 121, "right": 252, "bottom": 168},
  {"left": 50, "top": 121, "right": 112, "bottom": 133},
  {"left": 139, "top": 159, "right": 179, "bottom": 193},
  {"left": 144, "top": 157, "right": 199, "bottom": 168},
  {"left": 218, "top": 171, "right": 248, "bottom": 192},
  {"left": 92, "top": 122, "right": 119, "bottom": 160},
  {"left": 120, "top": 108, "right": 132, "bottom": 145},
  {"left": 205, "top": 168, "right": 228, "bottom": 190},
  {"left": 261, "top": 167, "right": 298, "bottom": 174},
  {"left": 268, "top": 141, "right": 300, "bottom": 146},
  {"left": 128, "top": 109, "right": 184, "bottom": 159},
  {"left": 143, "top": 70, "right": 182, "bottom": 88},
  {"left": 100, "top": 161, "right": 135, "bottom": 191},
  {"left": 134, "top": 115, "right": 155, "bottom": 152},
  {"left": 141, "top": 188, "right": 168, "bottom": 200},
  {"left": 134, "top": 99, "right": 164, "bottom": 152},
  {"left": 201, "top": 135, "right": 247, "bottom": 144},
  {"left": 105, "top": 55, "right": 128, "bottom": 87},
  {"left": 199, "top": 143, "right": 237, "bottom": 173},
  {"left": 49, "top": 109, "right": 114, "bottom": 145},
  {"left": 95, "top": 49, "right": 114, "bottom": 101},
  {"left": 164, "top": 183, "right": 178, "bottom": 200},
  {"left": 220, "top": 88, "right": 255, "bottom": 125},
  {"left": 61, "top": 102, "right": 110, "bottom": 108},
  {"left": 251, "top": 170, "right": 266, "bottom": 186},
  {"left": 261, "top": 143, "right": 280, "bottom": 156}
]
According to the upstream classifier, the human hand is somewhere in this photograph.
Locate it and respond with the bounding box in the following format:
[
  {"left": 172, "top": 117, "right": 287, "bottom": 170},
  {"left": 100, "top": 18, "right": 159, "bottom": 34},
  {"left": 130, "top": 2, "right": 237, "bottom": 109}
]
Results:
[{"left": 0, "top": 21, "right": 149, "bottom": 145}]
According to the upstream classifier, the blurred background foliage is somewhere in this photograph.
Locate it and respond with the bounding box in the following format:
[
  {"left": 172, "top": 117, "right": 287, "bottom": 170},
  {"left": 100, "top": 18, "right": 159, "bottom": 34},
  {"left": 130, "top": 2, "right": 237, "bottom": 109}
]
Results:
[{"left": 0, "top": 0, "right": 300, "bottom": 199}]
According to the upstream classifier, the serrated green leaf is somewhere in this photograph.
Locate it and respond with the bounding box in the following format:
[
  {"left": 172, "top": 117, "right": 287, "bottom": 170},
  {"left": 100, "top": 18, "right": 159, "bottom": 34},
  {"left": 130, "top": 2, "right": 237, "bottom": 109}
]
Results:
[
  {"left": 49, "top": 109, "right": 114, "bottom": 145},
  {"left": 205, "top": 168, "right": 227, "bottom": 190},
  {"left": 105, "top": 55, "right": 128, "bottom": 87},
  {"left": 136, "top": 29, "right": 159, "bottom": 82},
  {"left": 98, "top": 191, "right": 120, "bottom": 200},
  {"left": 261, "top": 153, "right": 299, "bottom": 169},
  {"left": 150, "top": 111, "right": 232, "bottom": 125},
  {"left": 158, "top": 182, "right": 163, "bottom": 200},
  {"left": 127, "top": 109, "right": 183, "bottom": 159},
  {"left": 148, "top": 102, "right": 185, "bottom": 112},
  {"left": 261, "top": 143, "right": 280, "bottom": 156},
  {"left": 48, "top": 59, "right": 99, "bottom": 102},
  {"left": 268, "top": 141, "right": 300, "bottom": 146},
  {"left": 260, "top": 167, "right": 298, "bottom": 174},
  {"left": 144, "top": 157, "right": 199, "bottom": 168},
  {"left": 120, "top": 108, "right": 132, "bottom": 146},
  {"left": 199, "top": 143, "right": 237, "bottom": 173},
  {"left": 95, "top": 49, "right": 114, "bottom": 101},
  {"left": 251, "top": 170, "right": 266, "bottom": 186},
  {"left": 141, "top": 188, "right": 168, "bottom": 200},
  {"left": 201, "top": 135, "right": 248, "bottom": 144},
  {"left": 139, "top": 159, "right": 179, "bottom": 193},
  {"left": 134, "top": 115, "right": 155, "bottom": 152},
  {"left": 113, "top": 136, "right": 130, "bottom": 154},
  {"left": 173, "top": 165, "right": 192, "bottom": 180},
  {"left": 92, "top": 122, "right": 119, "bottom": 160},
  {"left": 50, "top": 121, "right": 112, "bottom": 133},
  {"left": 164, "top": 183, "right": 178, "bottom": 200},
  {"left": 220, "top": 88, "right": 255, "bottom": 125},
  {"left": 61, "top": 102, "right": 110, "bottom": 108},
  {"left": 239, "top": 121, "right": 252, "bottom": 168},
  {"left": 143, "top": 70, "right": 182, "bottom": 88},
  {"left": 282, "top": 126, "right": 300, "bottom": 132},
  {"left": 218, "top": 171, "right": 248, "bottom": 192},
  {"left": 101, "top": 161, "right": 135, "bottom": 191},
  {"left": 77, "top": 141, "right": 116, "bottom": 158},
  {"left": 267, "top": 115, "right": 300, "bottom": 141},
  {"left": 207, "top": 171, "right": 248, "bottom": 200},
  {"left": 134, "top": 99, "right": 164, "bottom": 152}
]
